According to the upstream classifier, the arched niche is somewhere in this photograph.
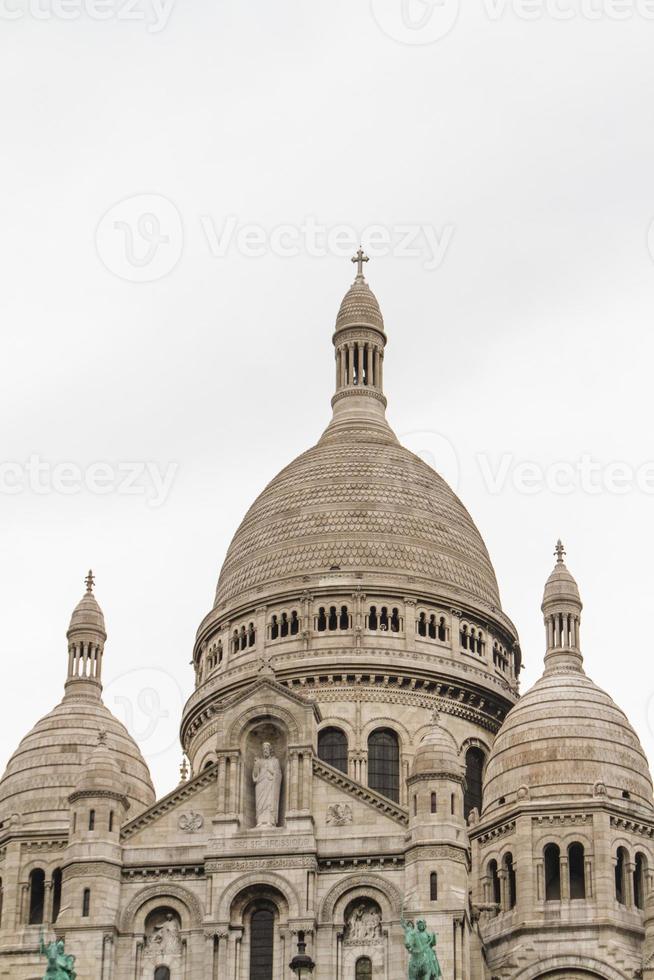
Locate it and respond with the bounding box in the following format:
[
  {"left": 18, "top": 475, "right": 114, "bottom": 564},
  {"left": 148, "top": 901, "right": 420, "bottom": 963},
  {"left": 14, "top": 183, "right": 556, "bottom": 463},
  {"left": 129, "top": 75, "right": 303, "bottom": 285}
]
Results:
[
  {"left": 242, "top": 720, "right": 288, "bottom": 829},
  {"left": 141, "top": 906, "right": 183, "bottom": 979}
]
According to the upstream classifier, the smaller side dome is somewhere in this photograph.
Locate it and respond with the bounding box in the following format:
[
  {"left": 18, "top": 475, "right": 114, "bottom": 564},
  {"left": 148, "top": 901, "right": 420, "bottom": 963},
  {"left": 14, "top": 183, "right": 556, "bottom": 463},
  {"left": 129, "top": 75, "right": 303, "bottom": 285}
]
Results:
[
  {"left": 412, "top": 714, "right": 464, "bottom": 778},
  {"left": 70, "top": 730, "right": 125, "bottom": 801},
  {"left": 483, "top": 543, "right": 654, "bottom": 815}
]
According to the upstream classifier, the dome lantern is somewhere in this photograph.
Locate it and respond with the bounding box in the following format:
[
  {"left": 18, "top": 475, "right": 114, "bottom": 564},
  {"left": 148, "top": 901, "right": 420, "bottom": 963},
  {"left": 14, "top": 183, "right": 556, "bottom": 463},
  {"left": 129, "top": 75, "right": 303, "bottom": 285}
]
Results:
[
  {"left": 541, "top": 540, "right": 583, "bottom": 673},
  {"left": 323, "top": 251, "right": 394, "bottom": 444},
  {"left": 65, "top": 569, "right": 106, "bottom": 698}
]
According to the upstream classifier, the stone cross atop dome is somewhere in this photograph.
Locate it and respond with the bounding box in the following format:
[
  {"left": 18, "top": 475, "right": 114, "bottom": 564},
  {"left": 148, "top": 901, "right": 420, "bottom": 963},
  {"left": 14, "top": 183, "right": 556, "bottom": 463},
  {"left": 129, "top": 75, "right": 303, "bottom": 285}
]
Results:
[
  {"left": 541, "top": 540, "right": 584, "bottom": 673},
  {"left": 352, "top": 246, "right": 369, "bottom": 279}
]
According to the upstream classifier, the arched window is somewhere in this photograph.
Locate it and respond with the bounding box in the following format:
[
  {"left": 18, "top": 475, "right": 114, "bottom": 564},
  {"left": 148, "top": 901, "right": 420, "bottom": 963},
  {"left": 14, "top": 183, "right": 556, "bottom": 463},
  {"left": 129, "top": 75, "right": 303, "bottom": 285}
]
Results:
[
  {"left": 568, "top": 842, "right": 586, "bottom": 900},
  {"left": 232, "top": 629, "right": 239, "bottom": 653},
  {"left": 503, "top": 852, "right": 516, "bottom": 909},
  {"left": 635, "top": 852, "right": 648, "bottom": 910},
  {"left": 615, "top": 846, "right": 628, "bottom": 904},
  {"left": 317, "top": 607, "right": 327, "bottom": 632},
  {"left": 250, "top": 908, "right": 274, "bottom": 980},
  {"left": 544, "top": 843, "right": 561, "bottom": 901},
  {"left": 82, "top": 888, "right": 91, "bottom": 917},
  {"left": 356, "top": 957, "right": 373, "bottom": 980},
  {"left": 488, "top": 860, "right": 500, "bottom": 905},
  {"left": 280, "top": 613, "right": 289, "bottom": 638},
  {"left": 109, "top": 810, "right": 115, "bottom": 832},
  {"left": 450, "top": 793, "right": 455, "bottom": 815},
  {"left": 460, "top": 625, "right": 469, "bottom": 649},
  {"left": 413, "top": 794, "right": 417, "bottom": 816},
  {"left": 290, "top": 611, "right": 299, "bottom": 635},
  {"left": 464, "top": 747, "right": 485, "bottom": 819},
  {"left": 270, "top": 615, "right": 279, "bottom": 640},
  {"left": 339, "top": 605, "right": 349, "bottom": 630},
  {"left": 248, "top": 623, "right": 256, "bottom": 646},
  {"left": 240, "top": 625, "right": 247, "bottom": 650},
  {"left": 89, "top": 809, "right": 95, "bottom": 831},
  {"left": 390, "top": 608, "right": 400, "bottom": 632},
  {"left": 368, "top": 606, "right": 378, "bottom": 630},
  {"left": 51, "top": 868, "right": 62, "bottom": 923},
  {"left": 28, "top": 868, "right": 45, "bottom": 924},
  {"left": 417, "top": 612, "right": 427, "bottom": 637},
  {"left": 368, "top": 728, "right": 400, "bottom": 802},
  {"left": 379, "top": 606, "right": 389, "bottom": 630},
  {"left": 155, "top": 968, "right": 171, "bottom": 980},
  {"left": 430, "top": 872, "right": 438, "bottom": 901},
  {"left": 431, "top": 792, "right": 437, "bottom": 814},
  {"left": 318, "top": 727, "right": 348, "bottom": 773}
]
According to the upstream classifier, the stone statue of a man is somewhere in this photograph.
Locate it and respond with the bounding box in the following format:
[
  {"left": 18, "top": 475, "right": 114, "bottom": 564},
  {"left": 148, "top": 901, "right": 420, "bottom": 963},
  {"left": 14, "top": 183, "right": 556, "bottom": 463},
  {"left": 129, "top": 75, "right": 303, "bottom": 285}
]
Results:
[{"left": 253, "top": 741, "right": 282, "bottom": 827}]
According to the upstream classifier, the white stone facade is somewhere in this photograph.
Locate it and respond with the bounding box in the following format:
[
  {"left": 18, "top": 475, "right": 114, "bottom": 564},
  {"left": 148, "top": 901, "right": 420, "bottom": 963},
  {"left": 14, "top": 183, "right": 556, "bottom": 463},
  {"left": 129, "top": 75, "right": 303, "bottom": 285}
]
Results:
[{"left": 0, "top": 263, "right": 652, "bottom": 980}]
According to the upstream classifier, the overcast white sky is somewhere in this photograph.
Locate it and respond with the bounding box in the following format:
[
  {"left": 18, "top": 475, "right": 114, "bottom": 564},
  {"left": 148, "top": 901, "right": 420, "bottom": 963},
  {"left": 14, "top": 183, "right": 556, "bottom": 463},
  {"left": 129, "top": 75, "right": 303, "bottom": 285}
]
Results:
[{"left": 2, "top": 0, "right": 654, "bottom": 797}]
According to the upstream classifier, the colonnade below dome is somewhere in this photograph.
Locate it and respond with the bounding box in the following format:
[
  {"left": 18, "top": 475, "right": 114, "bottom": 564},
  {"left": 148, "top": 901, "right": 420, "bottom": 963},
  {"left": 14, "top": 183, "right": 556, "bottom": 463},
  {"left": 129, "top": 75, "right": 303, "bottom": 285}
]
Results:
[{"left": 191, "top": 592, "right": 520, "bottom": 694}]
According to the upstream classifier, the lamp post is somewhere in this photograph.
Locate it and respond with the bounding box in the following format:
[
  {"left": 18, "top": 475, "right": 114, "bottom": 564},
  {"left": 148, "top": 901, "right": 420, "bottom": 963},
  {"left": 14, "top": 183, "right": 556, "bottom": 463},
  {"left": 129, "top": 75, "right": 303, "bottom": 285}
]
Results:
[{"left": 289, "top": 931, "right": 314, "bottom": 979}]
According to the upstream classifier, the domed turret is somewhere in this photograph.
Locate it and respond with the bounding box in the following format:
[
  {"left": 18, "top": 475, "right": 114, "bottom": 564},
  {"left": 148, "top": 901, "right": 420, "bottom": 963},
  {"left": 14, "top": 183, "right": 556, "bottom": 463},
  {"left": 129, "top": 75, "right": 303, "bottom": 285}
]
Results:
[
  {"left": 483, "top": 543, "right": 654, "bottom": 815},
  {"left": 0, "top": 573, "right": 155, "bottom": 829}
]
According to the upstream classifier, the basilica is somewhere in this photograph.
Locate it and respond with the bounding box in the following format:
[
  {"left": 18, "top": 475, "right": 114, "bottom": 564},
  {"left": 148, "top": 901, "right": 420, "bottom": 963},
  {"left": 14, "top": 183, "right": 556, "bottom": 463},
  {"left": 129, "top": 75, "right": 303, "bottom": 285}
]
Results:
[{"left": 1, "top": 257, "right": 654, "bottom": 980}]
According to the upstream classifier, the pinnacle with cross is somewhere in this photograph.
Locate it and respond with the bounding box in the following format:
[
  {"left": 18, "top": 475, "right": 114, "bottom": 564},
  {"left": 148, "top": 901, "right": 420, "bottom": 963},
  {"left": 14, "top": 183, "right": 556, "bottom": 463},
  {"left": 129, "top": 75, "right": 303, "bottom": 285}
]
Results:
[
  {"left": 554, "top": 540, "right": 566, "bottom": 564},
  {"left": 179, "top": 757, "right": 189, "bottom": 783},
  {"left": 352, "top": 247, "right": 369, "bottom": 278},
  {"left": 85, "top": 569, "right": 95, "bottom": 594}
]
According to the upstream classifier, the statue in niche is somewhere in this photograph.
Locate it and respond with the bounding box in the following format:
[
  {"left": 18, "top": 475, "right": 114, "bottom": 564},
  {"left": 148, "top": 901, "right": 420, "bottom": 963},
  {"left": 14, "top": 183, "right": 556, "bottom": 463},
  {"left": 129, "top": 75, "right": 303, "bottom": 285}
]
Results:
[
  {"left": 145, "top": 912, "right": 182, "bottom": 957},
  {"left": 345, "top": 902, "right": 383, "bottom": 944},
  {"left": 253, "top": 741, "right": 282, "bottom": 827}
]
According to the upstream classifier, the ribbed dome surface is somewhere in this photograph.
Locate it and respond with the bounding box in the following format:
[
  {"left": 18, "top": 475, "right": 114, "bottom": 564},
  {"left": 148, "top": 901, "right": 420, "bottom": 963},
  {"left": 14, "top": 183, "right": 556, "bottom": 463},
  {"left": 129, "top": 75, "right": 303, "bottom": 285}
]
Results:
[
  {"left": 335, "top": 276, "right": 384, "bottom": 333},
  {"left": 0, "top": 694, "right": 155, "bottom": 828},
  {"left": 68, "top": 591, "right": 106, "bottom": 635},
  {"left": 214, "top": 435, "right": 501, "bottom": 612},
  {"left": 483, "top": 663, "right": 654, "bottom": 814}
]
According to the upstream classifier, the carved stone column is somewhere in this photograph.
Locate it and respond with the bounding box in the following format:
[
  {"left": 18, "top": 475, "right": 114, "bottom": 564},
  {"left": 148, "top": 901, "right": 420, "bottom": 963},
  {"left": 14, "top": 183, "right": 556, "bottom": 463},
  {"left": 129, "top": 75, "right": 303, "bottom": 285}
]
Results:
[
  {"left": 584, "top": 857, "right": 593, "bottom": 899},
  {"left": 560, "top": 854, "right": 570, "bottom": 901},
  {"left": 404, "top": 598, "right": 416, "bottom": 651}
]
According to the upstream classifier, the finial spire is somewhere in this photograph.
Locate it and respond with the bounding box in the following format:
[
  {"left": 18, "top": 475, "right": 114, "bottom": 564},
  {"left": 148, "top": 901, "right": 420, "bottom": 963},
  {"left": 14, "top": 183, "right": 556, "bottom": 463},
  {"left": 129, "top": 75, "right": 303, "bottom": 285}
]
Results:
[
  {"left": 554, "top": 540, "right": 566, "bottom": 564},
  {"left": 351, "top": 246, "right": 369, "bottom": 278},
  {"left": 85, "top": 569, "right": 95, "bottom": 594},
  {"left": 179, "top": 757, "right": 189, "bottom": 783}
]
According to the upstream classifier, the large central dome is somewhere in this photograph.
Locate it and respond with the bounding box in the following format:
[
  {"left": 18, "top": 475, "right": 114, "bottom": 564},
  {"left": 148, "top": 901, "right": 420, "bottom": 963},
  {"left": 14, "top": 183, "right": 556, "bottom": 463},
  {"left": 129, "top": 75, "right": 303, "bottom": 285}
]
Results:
[
  {"left": 214, "top": 436, "right": 501, "bottom": 613},
  {"left": 213, "top": 262, "right": 501, "bottom": 617}
]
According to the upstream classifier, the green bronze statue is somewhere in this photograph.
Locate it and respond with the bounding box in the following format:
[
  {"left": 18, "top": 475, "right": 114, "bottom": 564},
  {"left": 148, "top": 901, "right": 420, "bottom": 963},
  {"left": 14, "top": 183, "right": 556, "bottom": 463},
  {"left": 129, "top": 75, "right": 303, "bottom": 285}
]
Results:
[
  {"left": 39, "top": 929, "right": 77, "bottom": 980},
  {"left": 401, "top": 915, "right": 442, "bottom": 980}
]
